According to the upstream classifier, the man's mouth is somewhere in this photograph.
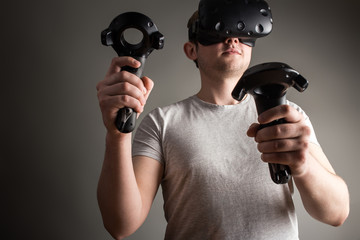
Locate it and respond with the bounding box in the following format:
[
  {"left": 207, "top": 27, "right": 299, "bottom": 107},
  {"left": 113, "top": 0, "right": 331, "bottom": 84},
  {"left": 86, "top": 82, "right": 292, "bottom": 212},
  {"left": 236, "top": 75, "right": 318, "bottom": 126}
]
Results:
[{"left": 223, "top": 48, "right": 242, "bottom": 55}]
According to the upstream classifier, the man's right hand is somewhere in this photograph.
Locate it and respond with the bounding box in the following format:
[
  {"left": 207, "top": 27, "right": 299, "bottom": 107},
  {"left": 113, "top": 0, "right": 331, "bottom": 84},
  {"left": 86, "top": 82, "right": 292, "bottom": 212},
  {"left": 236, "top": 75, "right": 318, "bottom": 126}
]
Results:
[{"left": 96, "top": 57, "right": 154, "bottom": 134}]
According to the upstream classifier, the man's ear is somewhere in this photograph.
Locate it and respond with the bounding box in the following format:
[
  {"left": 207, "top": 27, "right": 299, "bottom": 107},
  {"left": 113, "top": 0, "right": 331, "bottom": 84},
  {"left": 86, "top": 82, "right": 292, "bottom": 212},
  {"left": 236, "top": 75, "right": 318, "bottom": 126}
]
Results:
[{"left": 183, "top": 41, "right": 198, "bottom": 61}]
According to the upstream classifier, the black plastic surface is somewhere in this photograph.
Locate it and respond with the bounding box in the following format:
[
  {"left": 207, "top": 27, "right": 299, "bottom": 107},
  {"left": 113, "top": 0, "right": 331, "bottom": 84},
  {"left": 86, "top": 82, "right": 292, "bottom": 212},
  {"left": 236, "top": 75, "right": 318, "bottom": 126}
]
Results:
[
  {"left": 101, "top": 12, "right": 164, "bottom": 133},
  {"left": 232, "top": 62, "right": 308, "bottom": 184},
  {"left": 189, "top": 0, "right": 273, "bottom": 47}
]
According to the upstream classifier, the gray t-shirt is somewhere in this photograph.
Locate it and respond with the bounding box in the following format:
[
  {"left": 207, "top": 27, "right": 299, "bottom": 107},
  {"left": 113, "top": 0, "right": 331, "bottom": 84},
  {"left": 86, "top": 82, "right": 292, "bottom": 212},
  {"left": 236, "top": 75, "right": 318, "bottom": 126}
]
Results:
[{"left": 133, "top": 95, "right": 318, "bottom": 240}]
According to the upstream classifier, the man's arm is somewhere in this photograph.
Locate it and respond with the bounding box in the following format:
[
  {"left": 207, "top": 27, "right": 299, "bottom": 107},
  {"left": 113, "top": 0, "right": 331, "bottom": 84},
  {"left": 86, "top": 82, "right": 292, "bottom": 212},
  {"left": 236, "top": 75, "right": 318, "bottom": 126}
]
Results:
[
  {"left": 293, "top": 143, "right": 349, "bottom": 226},
  {"left": 97, "top": 134, "right": 163, "bottom": 239},
  {"left": 247, "top": 104, "right": 350, "bottom": 226},
  {"left": 96, "top": 57, "right": 163, "bottom": 239}
]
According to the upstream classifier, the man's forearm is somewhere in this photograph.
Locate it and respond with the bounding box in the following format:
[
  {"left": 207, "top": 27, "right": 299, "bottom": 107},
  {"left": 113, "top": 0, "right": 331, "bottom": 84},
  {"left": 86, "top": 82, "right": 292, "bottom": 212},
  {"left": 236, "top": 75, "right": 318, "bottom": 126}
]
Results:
[
  {"left": 97, "top": 133, "right": 143, "bottom": 239},
  {"left": 294, "top": 147, "right": 349, "bottom": 226}
]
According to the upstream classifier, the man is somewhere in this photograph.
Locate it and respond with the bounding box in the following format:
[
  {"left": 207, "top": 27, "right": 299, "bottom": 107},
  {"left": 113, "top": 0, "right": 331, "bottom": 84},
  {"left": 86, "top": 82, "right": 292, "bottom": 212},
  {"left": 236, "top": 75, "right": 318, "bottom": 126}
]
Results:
[{"left": 96, "top": 3, "right": 349, "bottom": 240}]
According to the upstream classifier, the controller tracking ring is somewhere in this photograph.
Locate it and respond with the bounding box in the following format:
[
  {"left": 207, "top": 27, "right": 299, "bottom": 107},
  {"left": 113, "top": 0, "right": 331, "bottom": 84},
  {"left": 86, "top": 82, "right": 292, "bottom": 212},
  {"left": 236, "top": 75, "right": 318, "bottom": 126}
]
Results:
[{"left": 101, "top": 12, "right": 164, "bottom": 133}]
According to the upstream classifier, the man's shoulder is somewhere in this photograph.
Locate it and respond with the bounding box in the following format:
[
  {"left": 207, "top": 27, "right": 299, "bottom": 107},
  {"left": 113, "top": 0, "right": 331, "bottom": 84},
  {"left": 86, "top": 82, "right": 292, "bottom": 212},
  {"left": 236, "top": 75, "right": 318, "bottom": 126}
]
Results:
[{"left": 149, "top": 96, "right": 196, "bottom": 115}]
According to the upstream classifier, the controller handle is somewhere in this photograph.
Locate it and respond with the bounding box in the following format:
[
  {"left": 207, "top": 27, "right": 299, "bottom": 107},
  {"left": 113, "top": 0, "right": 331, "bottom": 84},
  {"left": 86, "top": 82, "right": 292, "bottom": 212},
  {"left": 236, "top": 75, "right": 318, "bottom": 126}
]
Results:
[
  {"left": 232, "top": 62, "right": 308, "bottom": 184},
  {"left": 252, "top": 84, "right": 291, "bottom": 184},
  {"left": 116, "top": 56, "right": 146, "bottom": 133},
  {"left": 101, "top": 12, "right": 164, "bottom": 133}
]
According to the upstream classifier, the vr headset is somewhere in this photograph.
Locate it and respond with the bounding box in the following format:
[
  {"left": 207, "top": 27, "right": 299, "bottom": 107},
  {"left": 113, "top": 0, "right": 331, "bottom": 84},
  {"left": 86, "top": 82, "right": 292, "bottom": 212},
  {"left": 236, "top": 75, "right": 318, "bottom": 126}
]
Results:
[{"left": 188, "top": 0, "right": 273, "bottom": 47}]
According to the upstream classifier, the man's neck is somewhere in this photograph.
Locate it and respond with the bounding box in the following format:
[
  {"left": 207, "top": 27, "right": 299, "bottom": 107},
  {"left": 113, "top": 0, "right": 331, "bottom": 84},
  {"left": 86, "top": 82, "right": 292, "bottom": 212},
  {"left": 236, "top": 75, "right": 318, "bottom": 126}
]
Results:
[{"left": 197, "top": 74, "right": 242, "bottom": 105}]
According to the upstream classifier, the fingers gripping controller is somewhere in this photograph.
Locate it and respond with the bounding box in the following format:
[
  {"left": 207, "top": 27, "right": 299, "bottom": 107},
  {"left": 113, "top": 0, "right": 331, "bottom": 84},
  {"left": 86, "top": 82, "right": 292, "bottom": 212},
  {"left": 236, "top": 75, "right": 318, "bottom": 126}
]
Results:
[
  {"left": 232, "top": 62, "right": 308, "bottom": 184},
  {"left": 101, "top": 12, "right": 164, "bottom": 133}
]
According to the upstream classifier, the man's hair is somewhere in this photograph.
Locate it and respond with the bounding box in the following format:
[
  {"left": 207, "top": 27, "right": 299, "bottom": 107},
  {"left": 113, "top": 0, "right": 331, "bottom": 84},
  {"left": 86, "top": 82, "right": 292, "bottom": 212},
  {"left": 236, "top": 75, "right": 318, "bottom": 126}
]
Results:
[
  {"left": 187, "top": 10, "right": 199, "bottom": 68},
  {"left": 187, "top": 10, "right": 198, "bottom": 43}
]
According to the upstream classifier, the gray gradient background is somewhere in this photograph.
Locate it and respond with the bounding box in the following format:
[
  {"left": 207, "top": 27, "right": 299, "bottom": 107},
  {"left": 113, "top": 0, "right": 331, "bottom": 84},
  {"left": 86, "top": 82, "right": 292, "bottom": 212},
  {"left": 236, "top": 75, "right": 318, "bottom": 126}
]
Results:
[{"left": 2, "top": 0, "right": 360, "bottom": 239}]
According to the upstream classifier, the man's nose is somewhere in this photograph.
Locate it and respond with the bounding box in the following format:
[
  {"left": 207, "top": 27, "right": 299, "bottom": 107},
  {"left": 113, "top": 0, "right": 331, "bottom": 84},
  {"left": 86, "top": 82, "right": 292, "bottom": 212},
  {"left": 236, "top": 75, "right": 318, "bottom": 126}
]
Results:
[{"left": 225, "top": 38, "right": 239, "bottom": 45}]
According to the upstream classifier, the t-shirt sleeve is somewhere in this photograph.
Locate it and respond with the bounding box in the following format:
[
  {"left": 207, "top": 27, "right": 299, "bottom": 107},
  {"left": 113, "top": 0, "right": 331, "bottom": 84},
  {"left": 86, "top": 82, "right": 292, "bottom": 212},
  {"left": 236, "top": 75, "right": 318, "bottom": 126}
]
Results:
[
  {"left": 287, "top": 101, "right": 319, "bottom": 146},
  {"left": 132, "top": 108, "right": 164, "bottom": 164}
]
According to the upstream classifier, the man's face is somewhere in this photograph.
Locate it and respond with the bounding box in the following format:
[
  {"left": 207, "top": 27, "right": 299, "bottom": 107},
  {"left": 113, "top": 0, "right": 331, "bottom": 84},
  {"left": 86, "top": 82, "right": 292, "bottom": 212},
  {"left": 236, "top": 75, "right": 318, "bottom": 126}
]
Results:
[{"left": 195, "top": 38, "right": 252, "bottom": 78}]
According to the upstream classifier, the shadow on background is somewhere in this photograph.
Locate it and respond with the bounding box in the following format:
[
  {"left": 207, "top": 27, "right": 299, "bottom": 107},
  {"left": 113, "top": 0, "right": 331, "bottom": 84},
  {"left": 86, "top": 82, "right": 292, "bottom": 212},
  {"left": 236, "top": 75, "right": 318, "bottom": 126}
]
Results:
[{"left": 1, "top": 0, "right": 359, "bottom": 239}]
